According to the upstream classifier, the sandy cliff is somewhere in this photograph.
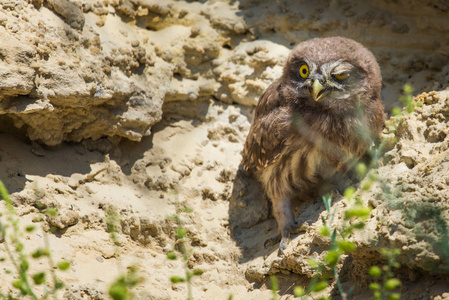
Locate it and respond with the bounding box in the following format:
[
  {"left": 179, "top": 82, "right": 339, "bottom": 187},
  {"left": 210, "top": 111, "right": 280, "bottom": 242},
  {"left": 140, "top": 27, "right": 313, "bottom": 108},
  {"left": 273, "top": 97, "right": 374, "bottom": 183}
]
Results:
[{"left": 1, "top": 0, "right": 449, "bottom": 299}]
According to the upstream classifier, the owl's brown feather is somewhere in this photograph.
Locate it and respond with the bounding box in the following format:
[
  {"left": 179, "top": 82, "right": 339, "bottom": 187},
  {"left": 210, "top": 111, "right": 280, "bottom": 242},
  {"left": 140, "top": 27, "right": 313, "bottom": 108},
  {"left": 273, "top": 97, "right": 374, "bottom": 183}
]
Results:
[
  {"left": 241, "top": 36, "right": 385, "bottom": 253},
  {"left": 241, "top": 80, "right": 290, "bottom": 172}
]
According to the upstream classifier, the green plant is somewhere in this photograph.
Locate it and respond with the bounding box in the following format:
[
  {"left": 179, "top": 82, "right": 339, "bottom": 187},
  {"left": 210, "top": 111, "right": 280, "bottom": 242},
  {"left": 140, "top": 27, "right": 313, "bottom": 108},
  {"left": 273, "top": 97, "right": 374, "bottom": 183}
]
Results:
[
  {"left": 106, "top": 209, "right": 142, "bottom": 300},
  {"left": 369, "top": 249, "right": 401, "bottom": 300},
  {"left": 270, "top": 275, "right": 279, "bottom": 300},
  {"left": 166, "top": 214, "right": 203, "bottom": 300},
  {"left": 295, "top": 190, "right": 371, "bottom": 300},
  {"left": 108, "top": 265, "right": 141, "bottom": 300},
  {"left": 0, "top": 181, "right": 69, "bottom": 299},
  {"left": 385, "top": 84, "right": 421, "bottom": 140}
]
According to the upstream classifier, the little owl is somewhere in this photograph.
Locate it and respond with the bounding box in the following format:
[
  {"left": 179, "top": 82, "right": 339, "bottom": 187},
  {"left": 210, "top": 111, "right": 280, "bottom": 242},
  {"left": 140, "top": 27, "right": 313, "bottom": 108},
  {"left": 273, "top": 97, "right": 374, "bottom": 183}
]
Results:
[{"left": 242, "top": 36, "right": 384, "bottom": 253}]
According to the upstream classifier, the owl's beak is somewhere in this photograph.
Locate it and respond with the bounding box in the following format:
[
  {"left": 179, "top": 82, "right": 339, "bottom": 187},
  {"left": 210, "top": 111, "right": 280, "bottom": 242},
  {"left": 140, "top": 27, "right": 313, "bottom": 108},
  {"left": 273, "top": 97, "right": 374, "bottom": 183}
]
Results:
[{"left": 312, "top": 79, "right": 329, "bottom": 102}]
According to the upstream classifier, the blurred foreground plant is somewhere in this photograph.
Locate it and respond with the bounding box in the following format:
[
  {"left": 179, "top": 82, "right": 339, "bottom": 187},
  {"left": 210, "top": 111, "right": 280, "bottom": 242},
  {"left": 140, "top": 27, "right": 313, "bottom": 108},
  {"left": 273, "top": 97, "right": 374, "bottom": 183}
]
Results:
[
  {"left": 166, "top": 214, "right": 203, "bottom": 300},
  {"left": 293, "top": 189, "right": 371, "bottom": 300},
  {"left": 0, "top": 181, "right": 69, "bottom": 299},
  {"left": 369, "top": 249, "right": 401, "bottom": 300},
  {"left": 106, "top": 209, "right": 143, "bottom": 300}
]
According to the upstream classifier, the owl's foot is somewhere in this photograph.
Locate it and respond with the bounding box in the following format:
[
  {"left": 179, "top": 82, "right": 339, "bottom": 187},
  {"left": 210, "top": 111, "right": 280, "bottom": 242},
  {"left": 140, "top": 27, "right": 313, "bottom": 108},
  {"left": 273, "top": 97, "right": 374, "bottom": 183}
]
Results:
[
  {"left": 331, "top": 188, "right": 343, "bottom": 200},
  {"left": 263, "top": 232, "right": 289, "bottom": 255},
  {"left": 264, "top": 221, "right": 312, "bottom": 255},
  {"left": 279, "top": 235, "right": 290, "bottom": 255},
  {"left": 280, "top": 220, "right": 312, "bottom": 254}
]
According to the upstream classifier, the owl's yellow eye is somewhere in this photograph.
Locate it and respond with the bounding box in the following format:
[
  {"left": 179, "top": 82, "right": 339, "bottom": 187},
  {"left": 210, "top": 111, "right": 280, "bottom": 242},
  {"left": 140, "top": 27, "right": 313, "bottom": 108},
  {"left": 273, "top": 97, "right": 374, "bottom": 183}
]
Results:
[
  {"left": 299, "top": 64, "right": 309, "bottom": 79},
  {"left": 333, "top": 72, "right": 350, "bottom": 81}
]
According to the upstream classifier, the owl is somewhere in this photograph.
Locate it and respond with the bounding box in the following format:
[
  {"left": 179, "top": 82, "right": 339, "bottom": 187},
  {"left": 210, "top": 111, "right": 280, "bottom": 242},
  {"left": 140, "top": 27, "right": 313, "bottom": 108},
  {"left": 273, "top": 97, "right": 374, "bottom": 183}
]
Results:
[{"left": 242, "top": 37, "right": 384, "bottom": 253}]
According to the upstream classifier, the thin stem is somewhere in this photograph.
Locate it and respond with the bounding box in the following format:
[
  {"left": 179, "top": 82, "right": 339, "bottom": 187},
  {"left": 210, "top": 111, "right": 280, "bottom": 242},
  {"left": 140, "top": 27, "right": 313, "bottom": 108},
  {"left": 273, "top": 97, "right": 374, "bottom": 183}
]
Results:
[
  {"left": 333, "top": 267, "right": 346, "bottom": 300},
  {"left": 42, "top": 230, "right": 60, "bottom": 299},
  {"left": 186, "top": 265, "right": 192, "bottom": 300}
]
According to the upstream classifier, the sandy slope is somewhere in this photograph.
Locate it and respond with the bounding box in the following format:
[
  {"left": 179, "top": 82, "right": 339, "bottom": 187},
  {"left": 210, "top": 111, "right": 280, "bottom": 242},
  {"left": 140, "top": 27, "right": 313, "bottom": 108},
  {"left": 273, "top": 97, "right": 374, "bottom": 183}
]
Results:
[
  {"left": 3, "top": 91, "right": 449, "bottom": 299},
  {"left": 0, "top": 100, "right": 274, "bottom": 299}
]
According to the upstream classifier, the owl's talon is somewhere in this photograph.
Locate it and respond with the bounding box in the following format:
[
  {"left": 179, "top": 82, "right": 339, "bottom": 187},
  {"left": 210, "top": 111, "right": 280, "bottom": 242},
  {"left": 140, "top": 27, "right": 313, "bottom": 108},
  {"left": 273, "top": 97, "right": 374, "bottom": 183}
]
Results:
[
  {"left": 331, "top": 188, "right": 344, "bottom": 200},
  {"left": 279, "top": 236, "right": 290, "bottom": 255},
  {"left": 264, "top": 234, "right": 290, "bottom": 255}
]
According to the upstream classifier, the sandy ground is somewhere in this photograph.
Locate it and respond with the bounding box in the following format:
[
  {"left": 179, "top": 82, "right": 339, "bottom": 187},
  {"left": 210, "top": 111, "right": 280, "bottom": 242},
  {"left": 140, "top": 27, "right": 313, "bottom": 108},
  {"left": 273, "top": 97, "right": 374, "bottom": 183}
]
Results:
[
  {"left": 2, "top": 91, "right": 449, "bottom": 299},
  {"left": 0, "top": 100, "right": 277, "bottom": 299}
]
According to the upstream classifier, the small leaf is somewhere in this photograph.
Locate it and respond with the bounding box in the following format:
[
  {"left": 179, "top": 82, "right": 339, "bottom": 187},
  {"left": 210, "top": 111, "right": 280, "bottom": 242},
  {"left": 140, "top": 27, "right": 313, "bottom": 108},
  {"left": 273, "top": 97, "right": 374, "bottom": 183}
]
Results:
[
  {"left": 12, "top": 280, "right": 23, "bottom": 290},
  {"left": 385, "top": 278, "right": 401, "bottom": 290},
  {"left": 345, "top": 206, "right": 371, "bottom": 219},
  {"left": 319, "top": 226, "right": 330, "bottom": 237},
  {"left": 293, "top": 286, "right": 305, "bottom": 297},
  {"left": 355, "top": 163, "right": 367, "bottom": 178},
  {"left": 369, "top": 266, "right": 382, "bottom": 277},
  {"left": 403, "top": 84, "right": 413, "bottom": 95},
  {"left": 193, "top": 268, "right": 204, "bottom": 276},
  {"left": 170, "top": 276, "right": 185, "bottom": 284},
  {"left": 25, "top": 225, "right": 36, "bottom": 232},
  {"left": 57, "top": 261, "right": 70, "bottom": 271},
  {"left": 46, "top": 208, "right": 58, "bottom": 216},
  {"left": 388, "top": 293, "right": 401, "bottom": 300},
  {"left": 32, "top": 272, "right": 46, "bottom": 285},
  {"left": 307, "top": 258, "right": 319, "bottom": 268},
  {"left": 32, "top": 248, "right": 49, "bottom": 259},
  {"left": 352, "top": 222, "right": 366, "bottom": 229},
  {"left": 338, "top": 241, "right": 356, "bottom": 253},
  {"left": 176, "top": 228, "right": 187, "bottom": 239},
  {"left": 166, "top": 252, "right": 177, "bottom": 260},
  {"left": 391, "top": 107, "right": 401, "bottom": 116},
  {"left": 109, "top": 283, "right": 128, "bottom": 300},
  {"left": 374, "top": 291, "right": 381, "bottom": 300},
  {"left": 20, "top": 260, "right": 29, "bottom": 272},
  {"left": 362, "top": 181, "right": 373, "bottom": 191},
  {"left": 325, "top": 250, "right": 340, "bottom": 268},
  {"left": 344, "top": 186, "right": 356, "bottom": 200},
  {"left": 312, "top": 281, "right": 327, "bottom": 292},
  {"left": 54, "top": 280, "right": 64, "bottom": 289}
]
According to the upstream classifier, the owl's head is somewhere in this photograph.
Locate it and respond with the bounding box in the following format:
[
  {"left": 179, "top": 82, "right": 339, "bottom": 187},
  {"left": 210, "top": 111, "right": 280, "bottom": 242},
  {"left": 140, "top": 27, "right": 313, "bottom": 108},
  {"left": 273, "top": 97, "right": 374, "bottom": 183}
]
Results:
[{"left": 281, "top": 37, "right": 381, "bottom": 111}]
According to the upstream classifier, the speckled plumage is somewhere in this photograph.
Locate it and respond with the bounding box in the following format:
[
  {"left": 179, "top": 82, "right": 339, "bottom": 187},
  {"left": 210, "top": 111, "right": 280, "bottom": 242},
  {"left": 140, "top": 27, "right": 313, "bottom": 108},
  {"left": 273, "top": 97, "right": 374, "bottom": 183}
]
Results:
[{"left": 242, "top": 36, "right": 384, "bottom": 252}]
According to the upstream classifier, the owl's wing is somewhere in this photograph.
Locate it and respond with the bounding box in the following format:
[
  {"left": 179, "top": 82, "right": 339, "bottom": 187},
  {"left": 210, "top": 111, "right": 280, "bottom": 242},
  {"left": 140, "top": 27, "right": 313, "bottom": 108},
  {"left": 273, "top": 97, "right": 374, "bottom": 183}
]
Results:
[{"left": 242, "top": 81, "right": 291, "bottom": 173}]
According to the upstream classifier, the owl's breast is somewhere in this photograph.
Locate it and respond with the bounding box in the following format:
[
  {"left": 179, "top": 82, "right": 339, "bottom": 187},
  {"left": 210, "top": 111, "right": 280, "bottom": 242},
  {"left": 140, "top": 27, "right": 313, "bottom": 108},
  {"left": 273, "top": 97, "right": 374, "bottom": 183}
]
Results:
[
  {"left": 257, "top": 138, "right": 321, "bottom": 200},
  {"left": 294, "top": 109, "right": 371, "bottom": 157}
]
